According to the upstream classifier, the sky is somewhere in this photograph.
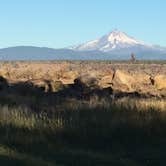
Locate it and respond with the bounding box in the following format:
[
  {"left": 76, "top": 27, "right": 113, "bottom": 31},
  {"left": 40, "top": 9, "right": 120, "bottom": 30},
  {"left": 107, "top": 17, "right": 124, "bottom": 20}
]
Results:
[{"left": 0, "top": 0, "right": 165, "bottom": 48}]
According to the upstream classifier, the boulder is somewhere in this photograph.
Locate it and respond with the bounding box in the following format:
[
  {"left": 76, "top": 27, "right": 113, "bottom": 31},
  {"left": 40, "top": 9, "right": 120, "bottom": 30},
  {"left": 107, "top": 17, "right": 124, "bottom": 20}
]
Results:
[
  {"left": 98, "top": 74, "right": 114, "bottom": 88},
  {"left": 59, "top": 71, "right": 78, "bottom": 84},
  {"left": 112, "top": 70, "right": 135, "bottom": 91},
  {"left": 0, "top": 76, "right": 8, "bottom": 90},
  {"left": 154, "top": 75, "right": 166, "bottom": 90},
  {"left": 74, "top": 74, "right": 99, "bottom": 89},
  {"left": 49, "top": 80, "right": 64, "bottom": 92}
]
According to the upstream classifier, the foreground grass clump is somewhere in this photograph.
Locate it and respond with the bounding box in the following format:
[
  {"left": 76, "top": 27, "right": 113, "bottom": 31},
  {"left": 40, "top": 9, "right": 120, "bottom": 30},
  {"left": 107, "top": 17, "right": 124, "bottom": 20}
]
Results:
[{"left": 0, "top": 97, "right": 166, "bottom": 165}]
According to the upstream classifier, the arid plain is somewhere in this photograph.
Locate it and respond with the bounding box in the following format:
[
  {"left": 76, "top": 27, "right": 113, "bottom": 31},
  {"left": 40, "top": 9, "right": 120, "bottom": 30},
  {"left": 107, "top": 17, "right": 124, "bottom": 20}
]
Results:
[{"left": 0, "top": 60, "right": 165, "bottom": 166}]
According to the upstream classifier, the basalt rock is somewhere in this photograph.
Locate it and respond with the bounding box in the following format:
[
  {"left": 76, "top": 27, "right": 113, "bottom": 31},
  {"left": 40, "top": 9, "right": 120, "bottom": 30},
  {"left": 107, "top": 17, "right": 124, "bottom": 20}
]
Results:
[
  {"left": 0, "top": 76, "right": 8, "bottom": 90},
  {"left": 154, "top": 75, "right": 166, "bottom": 90}
]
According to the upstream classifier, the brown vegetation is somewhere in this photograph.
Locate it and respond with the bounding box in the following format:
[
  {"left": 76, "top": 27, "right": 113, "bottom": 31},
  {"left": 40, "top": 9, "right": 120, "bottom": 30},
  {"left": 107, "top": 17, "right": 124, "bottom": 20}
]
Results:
[
  {"left": 0, "top": 61, "right": 165, "bottom": 97},
  {"left": 0, "top": 60, "right": 165, "bottom": 165}
]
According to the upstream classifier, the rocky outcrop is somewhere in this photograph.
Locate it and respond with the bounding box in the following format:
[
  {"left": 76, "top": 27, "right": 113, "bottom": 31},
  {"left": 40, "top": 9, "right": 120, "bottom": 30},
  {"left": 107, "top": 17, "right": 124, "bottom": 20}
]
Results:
[
  {"left": 31, "top": 80, "right": 64, "bottom": 92},
  {"left": 74, "top": 74, "right": 99, "bottom": 89},
  {"left": 154, "top": 75, "right": 166, "bottom": 90},
  {"left": 97, "top": 70, "right": 152, "bottom": 92},
  {"left": 0, "top": 62, "right": 165, "bottom": 97},
  {"left": 0, "top": 76, "right": 8, "bottom": 90},
  {"left": 111, "top": 70, "right": 135, "bottom": 91},
  {"left": 98, "top": 74, "right": 114, "bottom": 88},
  {"left": 59, "top": 71, "right": 78, "bottom": 85}
]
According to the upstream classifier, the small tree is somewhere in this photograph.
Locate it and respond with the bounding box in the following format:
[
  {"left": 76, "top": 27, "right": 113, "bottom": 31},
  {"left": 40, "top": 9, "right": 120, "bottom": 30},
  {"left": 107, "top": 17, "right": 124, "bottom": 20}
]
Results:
[{"left": 130, "top": 53, "right": 136, "bottom": 63}]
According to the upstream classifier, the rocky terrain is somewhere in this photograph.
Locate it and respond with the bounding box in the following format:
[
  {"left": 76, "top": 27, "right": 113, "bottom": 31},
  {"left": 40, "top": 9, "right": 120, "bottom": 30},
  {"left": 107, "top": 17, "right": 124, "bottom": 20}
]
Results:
[
  {"left": 0, "top": 61, "right": 165, "bottom": 98},
  {"left": 0, "top": 60, "right": 165, "bottom": 166}
]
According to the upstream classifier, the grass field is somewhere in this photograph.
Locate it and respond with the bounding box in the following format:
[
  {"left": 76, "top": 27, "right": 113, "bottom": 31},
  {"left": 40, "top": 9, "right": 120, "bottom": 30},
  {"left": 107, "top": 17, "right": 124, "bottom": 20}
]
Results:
[
  {"left": 0, "top": 95, "right": 166, "bottom": 165},
  {"left": 0, "top": 60, "right": 165, "bottom": 165}
]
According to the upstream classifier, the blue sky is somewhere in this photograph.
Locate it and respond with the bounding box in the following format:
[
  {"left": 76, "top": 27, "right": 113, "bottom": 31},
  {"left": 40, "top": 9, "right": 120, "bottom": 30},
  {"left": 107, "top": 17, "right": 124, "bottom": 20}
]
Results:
[{"left": 0, "top": 0, "right": 165, "bottom": 48}]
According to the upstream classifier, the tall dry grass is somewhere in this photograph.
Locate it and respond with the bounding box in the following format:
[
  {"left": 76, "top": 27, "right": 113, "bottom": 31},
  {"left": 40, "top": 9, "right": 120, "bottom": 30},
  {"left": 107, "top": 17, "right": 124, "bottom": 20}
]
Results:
[{"left": 0, "top": 96, "right": 165, "bottom": 165}]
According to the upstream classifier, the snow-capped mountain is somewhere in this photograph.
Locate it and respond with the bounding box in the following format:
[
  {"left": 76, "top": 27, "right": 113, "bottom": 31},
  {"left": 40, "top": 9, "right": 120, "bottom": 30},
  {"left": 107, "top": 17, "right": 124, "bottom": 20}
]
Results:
[
  {"left": 71, "top": 29, "right": 165, "bottom": 54},
  {"left": 0, "top": 30, "right": 165, "bottom": 60}
]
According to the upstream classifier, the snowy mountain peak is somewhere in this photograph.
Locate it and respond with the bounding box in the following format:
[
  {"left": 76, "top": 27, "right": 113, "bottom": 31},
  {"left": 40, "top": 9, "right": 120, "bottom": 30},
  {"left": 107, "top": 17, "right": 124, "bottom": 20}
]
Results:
[
  {"left": 105, "top": 30, "right": 142, "bottom": 44},
  {"left": 71, "top": 29, "right": 146, "bottom": 52}
]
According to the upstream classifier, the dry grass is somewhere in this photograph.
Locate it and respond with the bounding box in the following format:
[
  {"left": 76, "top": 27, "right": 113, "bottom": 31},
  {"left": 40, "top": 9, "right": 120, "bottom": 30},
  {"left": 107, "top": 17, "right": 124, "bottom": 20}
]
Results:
[
  {"left": 0, "top": 60, "right": 165, "bottom": 165},
  {"left": 113, "top": 97, "right": 166, "bottom": 112},
  {"left": 0, "top": 95, "right": 165, "bottom": 165}
]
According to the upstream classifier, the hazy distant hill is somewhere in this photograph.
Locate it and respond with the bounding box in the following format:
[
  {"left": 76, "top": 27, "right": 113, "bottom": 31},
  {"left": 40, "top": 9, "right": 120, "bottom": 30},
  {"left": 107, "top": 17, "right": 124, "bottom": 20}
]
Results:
[
  {"left": 0, "top": 30, "right": 166, "bottom": 60},
  {"left": 0, "top": 46, "right": 110, "bottom": 60}
]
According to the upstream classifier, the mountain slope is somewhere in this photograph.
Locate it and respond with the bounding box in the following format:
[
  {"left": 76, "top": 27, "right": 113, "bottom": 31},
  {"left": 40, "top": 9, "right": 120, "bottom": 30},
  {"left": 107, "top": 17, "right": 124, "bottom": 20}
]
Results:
[
  {"left": 71, "top": 29, "right": 166, "bottom": 59},
  {"left": 0, "top": 46, "right": 165, "bottom": 60},
  {"left": 72, "top": 29, "right": 145, "bottom": 52},
  {"left": 0, "top": 46, "right": 111, "bottom": 60},
  {"left": 0, "top": 30, "right": 165, "bottom": 60}
]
